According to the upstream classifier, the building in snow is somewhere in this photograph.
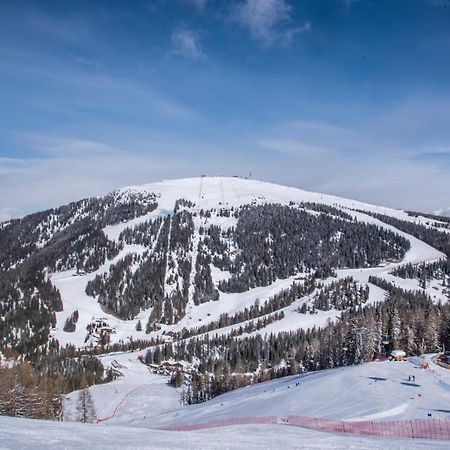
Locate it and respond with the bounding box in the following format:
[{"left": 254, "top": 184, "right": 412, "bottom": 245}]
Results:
[{"left": 389, "top": 350, "right": 406, "bottom": 361}]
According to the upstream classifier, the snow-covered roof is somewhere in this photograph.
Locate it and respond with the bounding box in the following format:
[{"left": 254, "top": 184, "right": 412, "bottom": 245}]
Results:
[{"left": 390, "top": 350, "right": 406, "bottom": 357}]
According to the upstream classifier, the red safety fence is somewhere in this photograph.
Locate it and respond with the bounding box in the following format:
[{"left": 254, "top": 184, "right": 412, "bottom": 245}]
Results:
[
  {"left": 286, "top": 416, "right": 450, "bottom": 440},
  {"left": 165, "top": 416, "right": 450, "bottom": 440},
  {"left": 96, "top": 384, "right": 145, "bottom": 424}
]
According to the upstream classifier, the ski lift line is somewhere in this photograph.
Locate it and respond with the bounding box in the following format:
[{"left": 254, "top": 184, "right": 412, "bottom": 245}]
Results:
[
  {"left": 198, "top": 177, "right": 203, "bottom": 202},
  {"left": 230, "top": 176, "right": 247, "bottom": 204},
  {"left": 220, "top": 177, "right": 225, "bottom": 204},
  {"left": 185, "top": 217, "right": 201, "bottom": 312}
]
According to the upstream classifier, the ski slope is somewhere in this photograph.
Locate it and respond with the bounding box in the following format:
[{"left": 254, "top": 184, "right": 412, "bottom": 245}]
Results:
[
  {"left": 69, "top": 350, "right": 450, "bottom": 430},
  {"left": 48, "top": 176, "right": 446, "bottom": 348},
  {"left": 64, "top": 352, "right": 180, "bottom": 424},
  {"left": 2, "top": 415, "right": 447, "bottom": 450},
  {"left": 9, "top": 353, "right": 450, "bottom": 449},
  {"left": 118, "top": 176, "right": 450, "bottom": 232},
  {"left": 114, "top": 355, "right": 450, "bottom": 430}
]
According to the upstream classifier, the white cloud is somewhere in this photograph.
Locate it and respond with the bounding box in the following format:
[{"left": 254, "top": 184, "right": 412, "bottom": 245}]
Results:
[
  {"left": 233, "top": 0, "right": 310, "bottom": 46},
  {"left": 434, "top": 207, "right": 450, "bottom": 217},
  {"left": 0, "top": 138, "right": 195, "bottom": 215},
  {"left": 3, "top": 95, "right": 450, "bottom": 218},
  {"left": 283, "top": 119, "right": 354, "bottom": 137},
  {"left": 0, "top": 133, "right": 254, "bottom": 215},
  {"left": 250, "top": 117, "right": 450, "bottom": 213},
  {"left": 170, "top": 26, "right": 206, "bottom": 60},
  {"left": 0, "top": 208, "right": 23, "bottom": 222},
  {"left": 2, "top": 126, "right": 450, "bottom": 217},
  {"left": 280, "top": 21, "right": 311, "bottom": 46},
  {"left": 21, "top": 136, "right": 122, "bottom": 157}
]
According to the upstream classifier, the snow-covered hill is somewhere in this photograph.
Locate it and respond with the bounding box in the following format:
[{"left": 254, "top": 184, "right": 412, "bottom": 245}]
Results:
[
  {"left": 3, "top": 354, "right": 450, "bottom": 449},
  {"left": 72, "top": 351, "right": 450, "bottom": 427},
  {"left": 112, "top": 177, "right": 449, "bottom": 223}
]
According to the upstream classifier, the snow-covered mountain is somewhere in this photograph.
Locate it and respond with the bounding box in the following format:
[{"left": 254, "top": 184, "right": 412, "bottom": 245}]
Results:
[
  {"left": 1, "top": 176, "right": 450, "bottom": 447},
  {"left": 0, "top": 176, "right": 448, "bottom": 354}
]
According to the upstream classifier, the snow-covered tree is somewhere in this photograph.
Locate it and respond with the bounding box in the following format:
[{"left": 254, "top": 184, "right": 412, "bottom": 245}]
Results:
[
  {"left": 387, "top": 303, "right": 401, "bottom": 349},
  {"left": 425, "top": 310, "right": 441, "bottom": 352},
  {"left": 347, "top": 319, "right": 366, "bottom": 365}
]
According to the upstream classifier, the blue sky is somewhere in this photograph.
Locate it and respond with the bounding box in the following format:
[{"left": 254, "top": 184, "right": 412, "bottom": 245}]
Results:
[{"left": 1, "top": 0, "right": 450, "bottom": 219}]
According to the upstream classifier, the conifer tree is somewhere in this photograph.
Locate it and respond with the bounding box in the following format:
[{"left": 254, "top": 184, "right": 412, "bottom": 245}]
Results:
[
  {"left": 76, "top": 373, "right": 96, "bottom": 424},
  {"left": 387, "top": 303, "right": 401, "bottom": 350}
]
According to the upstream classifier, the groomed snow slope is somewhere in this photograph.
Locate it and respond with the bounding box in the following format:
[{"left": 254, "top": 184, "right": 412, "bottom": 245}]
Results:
[
  {"left": 1, "top": 416, "right": 445, "bottom": 450},
  {"left": 94, "top": 355, "right": 450, "bottom": 430},
  {"left": 64, "top": 352, "right": 181, "bottom": 424},
  {"left": 63, "top": 350, "right": 450, "bottom": 430},
  {"left": 117, "top": 176, "right": 450, "bottom": 230},
  {"left": 114, "top": 177, "right": 438, "bottom": 223},
  {"left": 4, "top": 355, "right": 450, "bottom": 449}
]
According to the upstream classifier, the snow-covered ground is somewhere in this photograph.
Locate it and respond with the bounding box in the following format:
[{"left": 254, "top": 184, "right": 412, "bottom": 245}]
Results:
[
  {"left": 51, "top": 245, "right": 152, "bottom": 347},
  {"left": 4, "top": 177, "right": 449, "bottom": 448},
  {"left": 68, "top": 350, "right": 450, "bottom": 429},
  {"left": 108, "top": 355, "right": 450, "bottom": 429},
  {"left": 3, "top": 354, "right": 450, "bottom": 449},
  {"left": 3, "top": 416, "right": 447, "bottom": 450},
  {"left": 1, "top": 416, "right": 446, "bottom": 450},
  {"left": 117, "top": 176, "right": 450, "bottom": 231},
  {"left": 64, "top": 352, "right": 180, "bottom": 424}
]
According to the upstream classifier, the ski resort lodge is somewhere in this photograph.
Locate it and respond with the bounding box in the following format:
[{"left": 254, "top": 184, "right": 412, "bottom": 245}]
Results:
[{"left": 389, "top": 350, "right": 406, "bottom": 361}]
